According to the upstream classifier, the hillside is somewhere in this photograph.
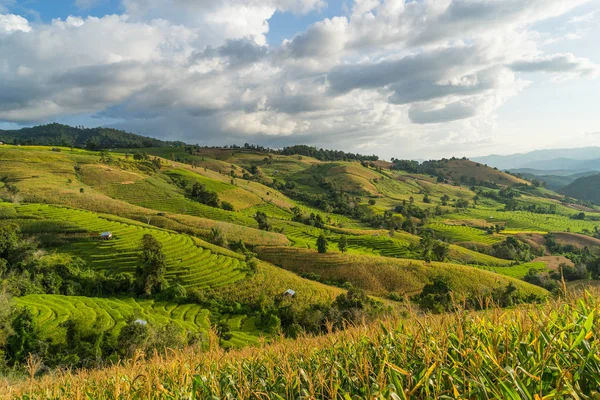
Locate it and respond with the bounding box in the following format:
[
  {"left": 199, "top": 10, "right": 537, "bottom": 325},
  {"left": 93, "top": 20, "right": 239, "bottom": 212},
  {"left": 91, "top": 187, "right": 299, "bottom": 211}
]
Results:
[
  {"left": 561, "top": 173, "right": 600, "bottom": 205},
  {"left": 4, "top": 293, "right": 599, "bottom": 399},
  {"left": 0, "top": 123, "right": 174, "bottom": 149},
  {"left": 1, "top": 129, "right": 599, "bottom": 395},
  {"left": 437, "top": 159, "right": 528, "bottom": 186}
]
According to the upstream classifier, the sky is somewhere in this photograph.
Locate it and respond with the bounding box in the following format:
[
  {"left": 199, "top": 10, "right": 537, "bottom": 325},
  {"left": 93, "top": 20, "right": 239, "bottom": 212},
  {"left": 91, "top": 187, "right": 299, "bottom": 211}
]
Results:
[{"left": 0, "top": 0, "right": 599, "bottom": 160}]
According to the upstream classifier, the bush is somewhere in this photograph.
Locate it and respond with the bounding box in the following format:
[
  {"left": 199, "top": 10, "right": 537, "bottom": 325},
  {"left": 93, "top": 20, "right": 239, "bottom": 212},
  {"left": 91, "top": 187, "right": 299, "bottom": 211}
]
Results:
[{"left": 221, "top": 202, "right": 235, "bottom": 211}]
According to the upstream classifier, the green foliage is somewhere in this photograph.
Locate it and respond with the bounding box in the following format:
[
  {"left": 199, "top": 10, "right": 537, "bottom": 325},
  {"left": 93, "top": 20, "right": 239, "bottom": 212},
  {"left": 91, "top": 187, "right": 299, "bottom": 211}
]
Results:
[
  {"left": 216, "top": 321, "right": 233, "bottom": 345},
  {"left": 489, "top": 236, "right": 535, "bottom": 261},
  {"left": 0, "top": 123, "right": 172, "bottom": 148},
  {"left": 254, "top": 211, "right": 272, "bottom": 231},
  {"left": 221, "top": 201, "right": 234, "bottom": 211},
  {"left": 136, "top": 234, "right": 167, "bottom": 296},
  {"left": 316, "top": 234, "right": 328, "bottom": 254},
  {"left": 189, "top": 182, "right": 220, "bottom": 208},
  {"left": 207, "top": 227, "right": 226, "bottom": 247},
  {"left": 416, "top": 277, "right": 452, "bottom": 313},
  {"left": 338, "top": 235, "right": 348, "bottom": 253},
  {"left": 5, "top": 308, "right": 42, "bottom": 366}
]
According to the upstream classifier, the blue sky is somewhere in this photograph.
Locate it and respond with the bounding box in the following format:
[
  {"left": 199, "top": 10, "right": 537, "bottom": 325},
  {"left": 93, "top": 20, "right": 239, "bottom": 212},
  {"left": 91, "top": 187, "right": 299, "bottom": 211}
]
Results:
[{"left": 0, "top": 0, "right": 599, "bottom": 159}]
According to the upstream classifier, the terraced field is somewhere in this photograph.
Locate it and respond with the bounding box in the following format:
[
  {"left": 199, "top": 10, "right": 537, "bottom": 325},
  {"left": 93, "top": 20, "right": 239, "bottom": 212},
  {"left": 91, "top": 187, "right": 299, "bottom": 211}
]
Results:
[
  {"left": 11, "top": 204, "right": 248, "bottom": 289},
  {"left": 442, "top": 208, "right": 599, "bottom": 233},
  {"left": 484, "top": 261, "right": 548, "bottom": 279},
  {"left": 101, "top": 175, "right": 257, "bottom": 226},
  {"left": 221, "top": 314, "right": 261, "bottom": 348},
  {"left": 213, "top": 259, "right": 343, "bottom": 308},
  {"left": 256, "top": 247, "right": 548, "bottom": 299},
  {"left": 15, "top": 295, "right": 211, "bottom": 343},
  {"left": 426, "top": 222, "right": 504, "bottom": 244},
  {"left": 283, "top": 223, "right": 511, "bottom": 266}
]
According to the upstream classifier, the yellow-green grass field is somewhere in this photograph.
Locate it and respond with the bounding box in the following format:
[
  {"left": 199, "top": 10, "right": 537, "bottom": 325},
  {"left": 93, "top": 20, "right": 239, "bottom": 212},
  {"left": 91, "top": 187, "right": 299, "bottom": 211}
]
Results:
[
  {"left": 256, "top": 246, "right": 548, "bottom": 298},
  {"left": 6, "top": 203, "right": 249, "bottom": 290}
]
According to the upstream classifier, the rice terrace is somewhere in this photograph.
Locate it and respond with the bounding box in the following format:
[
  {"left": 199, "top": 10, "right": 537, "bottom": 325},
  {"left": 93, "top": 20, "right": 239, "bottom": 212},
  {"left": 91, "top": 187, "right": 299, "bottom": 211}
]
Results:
[{"left": 1, "top": 0, "right": 600, "bottom": 398}]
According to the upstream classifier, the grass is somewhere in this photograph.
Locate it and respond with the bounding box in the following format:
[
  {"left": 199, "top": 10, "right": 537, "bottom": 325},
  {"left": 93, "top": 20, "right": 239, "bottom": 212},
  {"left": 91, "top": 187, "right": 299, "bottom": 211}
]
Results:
[
  {"left": 426, "top": 222, "right": 504, "bottom": 245},
  {"left": 484, "top": 261, "right": 548, "bottom": 279},
  {"left": 14, "top": 295, "right": 211, "bottom": 344},
  {"left": 5, "top": 290, "right": 599, "bottom": 399},
  {"left": 282, "top": 221, "right": 512, "bottom": 266},
  {"left": 256, "top": 246, "right": 548, "bottom": 298},
  {"left": 9, "top": 203, "right": 248, "bottom": 290},
  {"left": 441, "top": 208, "right": 600, "bottom": 234},
  {"left": 211, "top": 259, "right": 343, "bottom": 308}
]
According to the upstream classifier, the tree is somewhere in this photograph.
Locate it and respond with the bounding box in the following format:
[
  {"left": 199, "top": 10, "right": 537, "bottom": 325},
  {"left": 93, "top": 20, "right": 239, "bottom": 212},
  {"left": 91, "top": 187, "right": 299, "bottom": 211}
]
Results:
[
  {"left": 316, "top": 234, "right": 328, "bottom": 254},
  {"left": 419, "top": 235, "right": 434, "bottom": 263},
  {"left": 338, "top": 235, "right": 348, "bottom": 253},
  {"left": 118, "top": 318, "right": 150, "bottom": 357},
  {"left": 221, "top": 201, "right": 234, "bottom": 211},
  {"left": 216, "top": 321, "right": 233, "bottom": 345},
  {"left": 136, "top": 234, "right": 167, "bottom": 296},
  {"left": 254, "top": 211, "right": 272, "bottom": 231},
  {"left": 5, "top": 307, "right": 42, "bottom": 365},
  {"left": 432, "top": 240, "right": 449, "bottom": 261},
  {"left": 151, "top": 157, "right": 161, "bottom": 171},
  {"left": 417, "top": 277, "right": 452, "bottom": 313},
  {"left": 208, "top": 227, "right": 226, "bottom": 247},
  {"left": 99, "top": 149, "right": 113, "bottom": 164},
  {"left": 190, "top": 183, "right": 219, "bottom": 207}
]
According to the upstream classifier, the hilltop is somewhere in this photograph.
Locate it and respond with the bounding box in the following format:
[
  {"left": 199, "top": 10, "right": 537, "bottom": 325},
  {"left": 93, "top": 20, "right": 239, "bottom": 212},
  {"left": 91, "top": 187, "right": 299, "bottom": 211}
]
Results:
[{"left": 0, "top": 123, "right": 175, "bottom": 149}]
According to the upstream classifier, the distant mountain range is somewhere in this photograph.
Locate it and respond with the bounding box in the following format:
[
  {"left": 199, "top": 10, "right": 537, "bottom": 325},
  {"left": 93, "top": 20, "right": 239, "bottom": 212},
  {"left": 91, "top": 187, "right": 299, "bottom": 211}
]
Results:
[
  {"left": 472, "top": 146, "right": 600, "bottom": 196},
  {"left": 472, "top": 147, "right": 600, "bottom": 172}
]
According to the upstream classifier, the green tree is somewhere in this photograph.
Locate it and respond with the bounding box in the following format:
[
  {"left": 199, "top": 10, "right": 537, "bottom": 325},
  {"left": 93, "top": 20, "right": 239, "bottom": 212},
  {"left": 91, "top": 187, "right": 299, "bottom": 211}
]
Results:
[
  {"left": 338, "top": 235, "right": 348, "bottom": 253},
  {"left": 316, "top": 234, "right": 328, "bottom": 254},
  {"left": 5, "top": 307, "right": 42, "bottom": 365},
  {"left": 254, "top": 211, "right": 272, "bottom": 231},
  {"left": 208, "top": 227, "right": 226, "bottom": 247},
  {"left": 190, "top": 183, "right": 220, "bottom": 207},
  {"left": 118, "top": 318, "right": 150, "bottom": 357},
  {"left": 216, "top": 321, "right": 233, "bottom": 346},
  {"left": 417, "top": 277, "right": 452, "bottom": 313},
  {"left": 136, "top": 234, "right": 167, "bottom": 296},
  {"left": 432, "top": 241, "right": 449, "bottom": 262},
  {"left": 99, "top": 149, "right": 113, "bottom": 164}
]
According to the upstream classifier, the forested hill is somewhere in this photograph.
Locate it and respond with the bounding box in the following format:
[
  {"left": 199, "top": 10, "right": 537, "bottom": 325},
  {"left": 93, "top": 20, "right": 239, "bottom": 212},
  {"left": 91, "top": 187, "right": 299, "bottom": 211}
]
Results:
[
  {"left": 561, "top": 173, "right": 600, "bottom": 205},
  {"left": 0, "top": 123, "right": 177, "bottom": 149}
]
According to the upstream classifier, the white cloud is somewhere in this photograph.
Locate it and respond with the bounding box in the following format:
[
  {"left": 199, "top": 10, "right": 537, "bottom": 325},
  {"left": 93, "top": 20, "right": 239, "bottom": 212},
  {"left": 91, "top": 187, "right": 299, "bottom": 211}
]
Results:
[
  {"left": 510, "top": 53, "right": 600, "bottom": 78},
  {"left": 0, "top": 0, "right": 597, "bottom": 158},
  {"left": 0, "top": 13, "right": 30, "bottom": 33}
]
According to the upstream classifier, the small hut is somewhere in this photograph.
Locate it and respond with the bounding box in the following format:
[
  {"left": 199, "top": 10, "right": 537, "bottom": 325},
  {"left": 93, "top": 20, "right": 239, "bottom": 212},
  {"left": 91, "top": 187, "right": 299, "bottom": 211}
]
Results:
[
  {"left": 282, "top": 289, "right": 296, "bottom": 298},
  {"left": 99, "top": 232, "right": 113, "bottom": 240}
]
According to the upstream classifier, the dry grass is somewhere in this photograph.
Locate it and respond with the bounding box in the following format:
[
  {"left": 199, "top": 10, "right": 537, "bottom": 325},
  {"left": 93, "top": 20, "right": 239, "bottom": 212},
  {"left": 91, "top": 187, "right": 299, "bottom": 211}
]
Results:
[
  {"left": 256, "top": 247, "right": 548, "bottom": 298},
  {"left": 3, "top": 290, "right": 599, "bottom": 399}
]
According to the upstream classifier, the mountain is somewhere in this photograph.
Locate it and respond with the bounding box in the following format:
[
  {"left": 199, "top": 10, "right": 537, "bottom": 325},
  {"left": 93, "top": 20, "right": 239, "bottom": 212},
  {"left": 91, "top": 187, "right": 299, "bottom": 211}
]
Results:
[
  {"left": 519, "top": 157, "right": 600, "bottom": 172},
  {"left": 515, "top": 170, "right": 599, "bottom": 191},
  {"left": 472, "top": 147, "right": 600, "bottom": 171},
  {"left": 561, "top": 173, "right": 600, "bottom": 205},
  {"left": 0, "top": 123, "right": 176, "bottom": 149}
]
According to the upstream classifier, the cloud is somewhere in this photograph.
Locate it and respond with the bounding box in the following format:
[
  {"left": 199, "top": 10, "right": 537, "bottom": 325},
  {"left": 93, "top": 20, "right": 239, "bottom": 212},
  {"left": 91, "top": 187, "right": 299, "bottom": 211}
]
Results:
[
  {"left": 510, "top": 53, "right": 600, "bottom": 78},
  {"left": 408, "top": 101, "right": 478, "bottom": 124},
  {"left": 568, "top": 10, "right": 597, "bottom": 23},
  {"left": 0, "top": 13, "right": 30, "bottom": 33},
  {"left": 0, "top": 0, "right": 596, "bottom": 158}
]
